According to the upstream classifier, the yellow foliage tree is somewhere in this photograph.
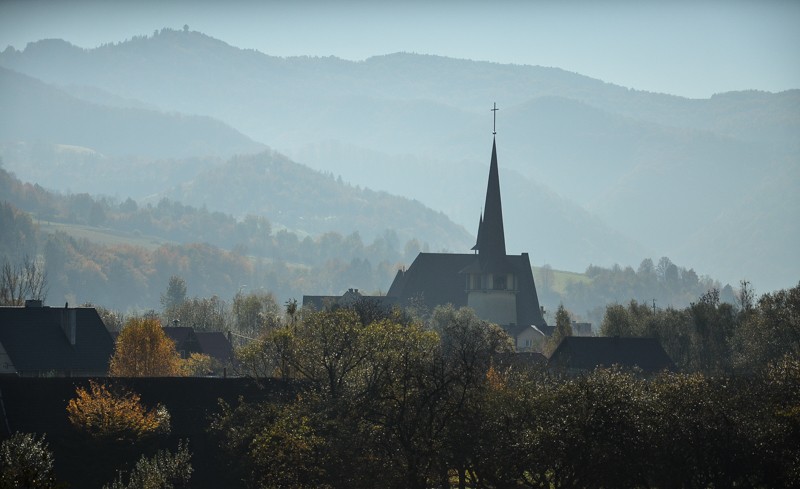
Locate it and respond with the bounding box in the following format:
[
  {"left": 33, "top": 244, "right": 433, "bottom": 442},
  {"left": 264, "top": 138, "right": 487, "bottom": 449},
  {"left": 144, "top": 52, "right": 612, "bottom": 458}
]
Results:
[
  {"left": 66, "top": 380, "right": 170, "bottom": 441},
  {"left": 181, "top": 352, "right": 219, "bottom": 377},
  {"left": 109, "top": 317, "right": 183, "bottom": 377}
]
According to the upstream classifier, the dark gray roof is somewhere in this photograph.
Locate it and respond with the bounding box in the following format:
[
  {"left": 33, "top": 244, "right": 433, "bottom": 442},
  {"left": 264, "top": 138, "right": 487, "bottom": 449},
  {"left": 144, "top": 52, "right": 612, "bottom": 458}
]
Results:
[
  {"left": 0, "top": 306, "right": 114, "bottom": 375},
  {"left": 387, "top": 251, "right": 547, "bottom": 328},
  {"left": 548, "top": 336, "right": 676, "bottom": 373},
  {"left": 387, "top": 253, "right": 475, "bottom": 310},
  {"left": 495, "top": 351, "right": 548, "bottom": 368},
  {"left": 162, "top": 326, "right": 198, "bottom": 345},
  {"left": 195, "top": 332, "right": 234, "bottom": 364}
]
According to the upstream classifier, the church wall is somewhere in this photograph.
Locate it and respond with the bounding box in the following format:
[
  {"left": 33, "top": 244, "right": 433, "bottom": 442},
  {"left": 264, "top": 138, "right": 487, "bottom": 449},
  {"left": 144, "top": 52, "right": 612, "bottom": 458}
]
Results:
[{"left": 467, "top": 290, "right": 517, "bottom": 326}]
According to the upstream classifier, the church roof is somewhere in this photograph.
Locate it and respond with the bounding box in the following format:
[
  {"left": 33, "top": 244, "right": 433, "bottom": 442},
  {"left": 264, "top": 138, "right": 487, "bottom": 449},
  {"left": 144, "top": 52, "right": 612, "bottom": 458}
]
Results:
[
  {"left": 387, "top": 251, "right": 547, "bottom": 328},
  {"left": 387, "top": 253, "right": 476, "bottom": 310}
]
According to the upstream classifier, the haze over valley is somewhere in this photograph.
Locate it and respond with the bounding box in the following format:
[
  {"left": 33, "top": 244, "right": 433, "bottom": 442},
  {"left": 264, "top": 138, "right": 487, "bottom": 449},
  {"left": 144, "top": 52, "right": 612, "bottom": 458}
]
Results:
[{"left": 0, "top": 3, "right": 798, "bottom": 312}]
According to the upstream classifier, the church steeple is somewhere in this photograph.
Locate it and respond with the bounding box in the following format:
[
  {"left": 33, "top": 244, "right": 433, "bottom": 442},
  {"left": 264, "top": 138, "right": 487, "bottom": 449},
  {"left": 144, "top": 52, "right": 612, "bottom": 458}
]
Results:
[{"left": 474, "top": 136, "right": 507, "bottom": 258}]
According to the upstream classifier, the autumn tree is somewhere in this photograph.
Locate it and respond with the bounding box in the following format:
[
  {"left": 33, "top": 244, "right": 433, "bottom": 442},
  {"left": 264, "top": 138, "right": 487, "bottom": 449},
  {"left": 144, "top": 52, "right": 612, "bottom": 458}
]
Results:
[
  {"left": 109, "top": 317, "right": 183, "bottom": 377},
  {"left": 181, "top": 352, "right": 218, "bottom": 377},
  {"left": 67, "top": 381, "right": 170, "bottom": 442}
]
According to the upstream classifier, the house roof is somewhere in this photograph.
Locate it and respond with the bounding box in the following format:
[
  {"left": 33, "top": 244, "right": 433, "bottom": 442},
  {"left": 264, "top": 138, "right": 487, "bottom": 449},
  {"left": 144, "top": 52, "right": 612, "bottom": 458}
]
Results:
[
  {"left": 162, "top": 326, "right": 198, "bottom": 345},
  {"left": 0, "top": 306, "right": 114, "bottom": 375},
  {"left": 548, "top": 336, "right": 676, "bottom": 373},
  {"left": 495, "top": 351, "right": 548, "bottom": 368},
  {"left": 195, "top": 332, "right": 234, "bottom": 363}
]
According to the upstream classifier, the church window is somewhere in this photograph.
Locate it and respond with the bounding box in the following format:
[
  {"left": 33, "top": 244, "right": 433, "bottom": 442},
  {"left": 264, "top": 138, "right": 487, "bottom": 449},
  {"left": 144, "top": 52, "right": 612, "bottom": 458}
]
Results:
[{"left": 493, "top": 275, "right": 507, "bottom": 290}]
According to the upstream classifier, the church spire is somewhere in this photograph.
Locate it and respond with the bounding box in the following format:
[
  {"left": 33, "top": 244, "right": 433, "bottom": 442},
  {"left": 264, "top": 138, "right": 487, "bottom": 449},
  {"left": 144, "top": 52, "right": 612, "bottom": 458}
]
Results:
[
  {"left": 477, "top": 136, "right": 506, "bottom": 258},
  {"left": 472, "top": 103, "right": 506, "bottom": 258}
]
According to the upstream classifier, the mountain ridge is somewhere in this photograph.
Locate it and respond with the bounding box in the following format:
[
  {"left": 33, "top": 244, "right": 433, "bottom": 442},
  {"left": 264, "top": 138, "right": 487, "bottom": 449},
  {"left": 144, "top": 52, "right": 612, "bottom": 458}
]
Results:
[{"left": 0, "top": 28, "right": 796, "bottom": 291}]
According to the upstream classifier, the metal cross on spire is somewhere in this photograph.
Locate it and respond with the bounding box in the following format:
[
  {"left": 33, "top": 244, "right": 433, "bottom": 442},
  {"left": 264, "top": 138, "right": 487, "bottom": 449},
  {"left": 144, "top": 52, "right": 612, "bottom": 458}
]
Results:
[{"left": 491, "top": 102, "right": 499, "bottom": 135}]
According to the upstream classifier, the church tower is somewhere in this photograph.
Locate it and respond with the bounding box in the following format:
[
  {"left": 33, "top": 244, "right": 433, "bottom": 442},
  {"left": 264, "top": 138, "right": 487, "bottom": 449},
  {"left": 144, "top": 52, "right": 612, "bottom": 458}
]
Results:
[
  {"left": 463, "top": 134, "right": 519, "bottom": 326},
  {"left": 382, "top": 102, "right": 549, "bottom": 339}
]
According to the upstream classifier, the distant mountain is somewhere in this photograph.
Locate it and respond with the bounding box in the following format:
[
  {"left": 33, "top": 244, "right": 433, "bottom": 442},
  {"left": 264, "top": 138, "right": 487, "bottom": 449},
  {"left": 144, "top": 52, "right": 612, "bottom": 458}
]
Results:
[
  {"left": 0, "top": 66, "right": 264, "bottom": 159},
  {"left": 1, "top": 29, "right": 796, "bottom": 291}
]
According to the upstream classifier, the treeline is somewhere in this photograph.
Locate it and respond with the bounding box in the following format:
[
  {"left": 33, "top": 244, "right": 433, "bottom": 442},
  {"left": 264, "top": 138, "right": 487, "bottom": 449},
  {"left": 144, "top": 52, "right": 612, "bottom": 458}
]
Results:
[
  {"left": 0, "top": 199, "right": 403, "bottom": 310},
  {"left": 0, "top": 162, "right": 437, "bottom": 308},
  {"left": 598, "top": 283, "right": 800, "bottom": 376},
  {"left": 212, "top": 301, "right": 800, "bottom": 489},
  {"left": 537, "top": 257, "right": 731, "bottom": 326},
  {"left": 0, "top": 166, "right": 425, "bottom": 266}
]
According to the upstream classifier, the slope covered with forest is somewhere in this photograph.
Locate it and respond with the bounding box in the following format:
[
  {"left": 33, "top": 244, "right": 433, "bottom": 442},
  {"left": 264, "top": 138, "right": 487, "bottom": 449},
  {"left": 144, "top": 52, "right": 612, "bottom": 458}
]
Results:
[{"left": 0, "top": 28, "right": 796, "bottom": 291}]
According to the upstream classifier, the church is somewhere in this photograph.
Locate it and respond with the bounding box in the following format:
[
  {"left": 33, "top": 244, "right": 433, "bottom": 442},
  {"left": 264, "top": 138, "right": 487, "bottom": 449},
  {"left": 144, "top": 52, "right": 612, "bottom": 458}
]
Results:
[{"left": 304, "top": 107, "right": 551, "bottom": 348}]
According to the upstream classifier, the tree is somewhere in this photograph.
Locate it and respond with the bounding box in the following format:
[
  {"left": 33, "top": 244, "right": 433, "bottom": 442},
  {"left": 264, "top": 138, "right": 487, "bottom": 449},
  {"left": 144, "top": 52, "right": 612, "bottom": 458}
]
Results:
[
  {"left": 547, "top": 304, "right": 573, "bottom": 354},
  {"left": 688, "top": 288, "right": 737, "bottom": 374},
  {"left": 0, "top": 433, "right": 58, "bottom": 489},
  {"left": 0, "top": 255, "right": 47, "bottom": 306},
  {"left": 283, "top": 308, "right": 371, "bottom": 400},
  {"left": 180, "top": 352, "right": 218, "bottom": 377},
  {"left": 67, "top": 380, "right": 171, "bottom": 441},
  {"left": 232, "top": 290, "right": 280, "bottom": 339},
  {"left": 733, "top": 282, "right": 800, "bottom": 373},
  {"left": 109, "top": 317, "right": 183, "bottom": 377},
  {"left": 737, "top": 279, "right": 756, "bottom": 313},
  {"left": 160, "top": 275, "right": 187, "bottom": 313},
  {"left": 600, "top": 302, "right": 637, "bottom": 337},
  {"left": 166, "top": 296, "right": 228, "bottom": 332}
]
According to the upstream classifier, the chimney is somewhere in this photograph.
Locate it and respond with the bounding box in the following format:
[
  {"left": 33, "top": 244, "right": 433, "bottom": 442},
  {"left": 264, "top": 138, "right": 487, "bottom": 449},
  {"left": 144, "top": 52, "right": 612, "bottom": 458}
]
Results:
[{"left": 60, "top": 307, "right": 77, "bottom": 346}]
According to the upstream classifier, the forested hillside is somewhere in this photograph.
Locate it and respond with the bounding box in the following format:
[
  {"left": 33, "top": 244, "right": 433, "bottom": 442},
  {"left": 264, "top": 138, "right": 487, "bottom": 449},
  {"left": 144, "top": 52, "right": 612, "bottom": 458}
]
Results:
[
  {"left": 1, "top": 167, "right": 435, "bottom": 310},
  {"left": 2, "top": 162, "right": 734, "bottom": 321},
  {"left": 0, "top": 28, "right": 795, "bottom": 290}
]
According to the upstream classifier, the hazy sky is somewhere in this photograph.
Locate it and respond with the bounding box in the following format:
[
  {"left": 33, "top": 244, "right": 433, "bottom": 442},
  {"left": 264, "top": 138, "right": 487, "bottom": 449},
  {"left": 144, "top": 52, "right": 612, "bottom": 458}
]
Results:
[{"left": 1, "top": 0, "right": 798, "bottom": 98}]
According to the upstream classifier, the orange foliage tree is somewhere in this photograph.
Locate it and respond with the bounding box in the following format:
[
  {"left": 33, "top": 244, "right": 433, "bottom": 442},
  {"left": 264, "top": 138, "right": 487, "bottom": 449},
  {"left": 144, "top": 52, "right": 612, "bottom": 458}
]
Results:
[
  {"left": 66, "top": 380, "right": 170, "bottom": 441},
  {"left": 109, "top": 317, "right": 183, "bottom": 377}
]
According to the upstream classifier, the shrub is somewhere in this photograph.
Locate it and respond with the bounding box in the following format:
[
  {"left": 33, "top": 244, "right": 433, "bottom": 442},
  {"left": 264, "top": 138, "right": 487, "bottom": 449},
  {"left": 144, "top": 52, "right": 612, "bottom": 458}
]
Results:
[{"left": 66, "top": 381, "right": 170, "bottom": 441}]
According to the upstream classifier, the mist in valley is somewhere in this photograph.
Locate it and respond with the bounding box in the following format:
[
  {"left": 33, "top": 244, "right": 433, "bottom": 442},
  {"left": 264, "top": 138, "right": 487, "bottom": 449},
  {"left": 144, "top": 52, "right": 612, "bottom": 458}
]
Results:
[{"left": 0, "top": 1, "right": 798, "bottom": 315}]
